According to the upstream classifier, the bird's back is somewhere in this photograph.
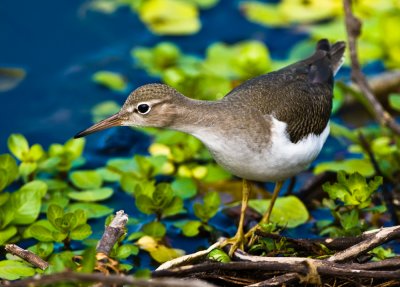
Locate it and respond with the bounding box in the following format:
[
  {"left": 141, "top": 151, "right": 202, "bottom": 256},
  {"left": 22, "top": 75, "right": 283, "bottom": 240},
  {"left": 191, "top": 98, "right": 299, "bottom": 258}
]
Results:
[{"left": 223, "top": 39, "right": 346, "bottom": 143}]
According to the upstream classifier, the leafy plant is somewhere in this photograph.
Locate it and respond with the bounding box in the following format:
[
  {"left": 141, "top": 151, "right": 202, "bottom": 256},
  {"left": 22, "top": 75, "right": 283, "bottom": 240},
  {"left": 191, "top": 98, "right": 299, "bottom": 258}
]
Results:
[
  {"left": 28, "top": 204, "right": 92, "bottom": 249},
  {"left": 318, "top": 171, "right": 384, "bottom": 237}
]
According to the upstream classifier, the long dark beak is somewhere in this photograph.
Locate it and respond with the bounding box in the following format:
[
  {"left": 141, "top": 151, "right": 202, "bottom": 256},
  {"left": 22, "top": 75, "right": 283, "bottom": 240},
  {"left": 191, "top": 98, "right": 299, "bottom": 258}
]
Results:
[{"left": 74, "top": 113, "right": 123, "bottom": 138}]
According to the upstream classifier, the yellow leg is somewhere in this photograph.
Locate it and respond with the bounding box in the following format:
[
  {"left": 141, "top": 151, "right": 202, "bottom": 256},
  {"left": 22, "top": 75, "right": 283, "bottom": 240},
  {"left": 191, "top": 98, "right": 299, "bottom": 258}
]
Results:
[
  {"left": 222, "top": 179, "right": 251, "bottom": 256},
  {"left": 245, "top": 181, "right": 284, "bottom": 244}
]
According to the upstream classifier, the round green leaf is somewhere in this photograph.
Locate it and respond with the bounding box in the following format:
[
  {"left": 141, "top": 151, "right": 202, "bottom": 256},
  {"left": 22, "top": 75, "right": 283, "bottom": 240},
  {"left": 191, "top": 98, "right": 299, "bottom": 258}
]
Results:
[
  {"left": 207, "top": 248, "right": 231, "bottom": 263},
  {"left": 314, "top": 158, "right": 375, "bottom": 177},
  {"left": 171, "top": 177, "right": 197, "bottom": 199},
  {"left": 142, "top": 221, "right": 166, "bottom": 238},
  {"left": 70, "top": 224, "right": 92, "bottom": 240},
  {"left": 0, "top": 260, "right": 35, "bottom": 280},
  {"left": 181, "top": 220, "right": 202, "bottom": 237},
  {"left": 67, "top": 203, "right": 114, "bottom": 218},
  {"left": 92, "top": 71, "right": 127, "bottom": 91},
  {"left": 67, "top": 188, "right": 113, "bottom": 202},
  {"left": 0, "top": 154, "right": 18, "bottom": 189},
  {"left": 7, "top": 134, "right": 29, "bottom": 160},
  {"left": 248, "top": 195, "right": 309, "bottom": 228},
  {"left": 0, "top": 226, "right": 17, "bottom": 245},
  {"left": 70, "top": 170, "right": 103, "bottom": 190}
]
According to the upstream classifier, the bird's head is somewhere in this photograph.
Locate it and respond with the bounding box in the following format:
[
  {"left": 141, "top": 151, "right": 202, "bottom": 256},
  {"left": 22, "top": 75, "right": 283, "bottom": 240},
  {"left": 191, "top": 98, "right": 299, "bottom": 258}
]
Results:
[{"left": 75, "top": 83, "right": 184, "bottom": 138}]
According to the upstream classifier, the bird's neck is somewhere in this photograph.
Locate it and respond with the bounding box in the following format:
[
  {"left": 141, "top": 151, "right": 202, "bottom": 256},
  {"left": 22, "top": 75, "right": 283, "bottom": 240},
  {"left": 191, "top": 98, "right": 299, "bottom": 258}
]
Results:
[{"left": 169, "top": 97, "right": 227, "bottom": 136}]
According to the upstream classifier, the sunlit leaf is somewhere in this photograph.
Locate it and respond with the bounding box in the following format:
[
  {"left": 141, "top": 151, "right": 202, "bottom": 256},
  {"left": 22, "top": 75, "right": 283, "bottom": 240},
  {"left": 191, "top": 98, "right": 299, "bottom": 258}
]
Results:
[
  {"left": 70, "top": 170, "right": 103, "bottom": 190},
  {"left": 248, "top": 196, "right": 309, "bottom": 228},
  {"left": 67, "top": 188, "right": 113, "bottom": 202},
  {"left": 0, "top": 260, "right": 35, "bottom": 280},
  {"left": 68, "top": 203, "right": 113, "bottom": 218},
  {"left": 314, "top": 158, "right": 375, "bottom": 177},
  {"left": 139, "top": 0, "right": 200, "bottom": 35},
  {"left": 92, "top": 71, "right": 127, "bottom": 92}
]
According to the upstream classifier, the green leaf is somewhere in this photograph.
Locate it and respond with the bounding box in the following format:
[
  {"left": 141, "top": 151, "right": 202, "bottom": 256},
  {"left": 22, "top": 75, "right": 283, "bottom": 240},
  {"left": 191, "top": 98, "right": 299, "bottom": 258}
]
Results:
[
  {"left": 68, "top": 203, "right": 113, "bottom": 219},
  {"left": 116, "top": 244, "right": 139, "bottom": 259},
  {"left": 0, "top": 260, "right": 35, "bottom": 280},
  {"left": 64, "top": 138, "right": 85, "bottom": 159},
  {"left": 92, "top": 71, "right": 127, "bottom": 92},
  {"left": 0, "top": 192, "right": 10, "bottom": 206},
  {"left": 0, "top": 226, "right": 17, "bottom": 245},
  {"left": 21, "top": 180, "right": 47, "bottom": 197},
  {"left": 0, "top": 154, "right": 19, "bottom": 190},
  {"left": 314, "top": 158, "right": 375, "bottom": 177},
  {"left": 7, "top": 181, "right": 46, "bottom": 225},
  {"left": 19, "top": 162, "right": 37, "bottom": 177},
  {"left": 80, "top": 247, "right": 96, "bottom": 273},
  {"left": 181, "top": 220, "right": 202, "bottom": 237},
  {"left": 30, "top": 225, "right": 54, "bottom": 242},
  {"left": 7, "top": 134, "right": 29, "bottom": 160},
  {"left": 28, "top": 242, "right": 54, "bottom": 259},
  {"left": 127, "top": 231, "right": 145, "bottom": 241},
  {"left": 74, "top": 209, "right": 88, "bottom": 226},
  {"left": 70, "top": 224, "right": 92, "bottom": 240},
  {"left": 171, "top": 177, "right": 197, "bottom": 199},
  {"left": 339, "top": 210, "right": 359, "bottom": 231},
  {"left": 202, "top": 164, "right": 231, "bottom": 182},
  {"left": 91, "top": 101, "right": 121, "bottom": 123},
  {"left": 47, "top": 204, "right": 64, "bottom": 227},
  {"left": 135, "top": 195, "right": 156, "bottom": 215},
  {"left": 96, "top": 167, "right": 121, "bottom": 182},
  {"left": 70, "top": 170, "right": 103, "bottom": 190},
  {"left": 142, "top": 221, "right": 166, "bottom": 238},
  {"left": 67, "top": 187, "right": 113, "bottom": 202},
  {"left": 139, "top": 0, "right": 201, "bottom": 35},
  {"left": 248, "top": 196, "right": 309, "bottom": 228},
  {"left": 207, "top": 248, "right": 231, "bottom": 263},
  {"left": 162, "top": 196, "right": 185, "bottom": 218},
  {"left": 46, "top": 251, "right": 76, "bottom": 273},
  {"left": 389, "top": 93, "right": 400, "bottom": 112}
]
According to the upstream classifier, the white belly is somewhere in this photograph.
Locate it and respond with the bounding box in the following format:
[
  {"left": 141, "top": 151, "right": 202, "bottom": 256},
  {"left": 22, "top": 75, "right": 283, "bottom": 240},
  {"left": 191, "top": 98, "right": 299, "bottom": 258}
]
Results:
[{"left": 193, "top": 117, "right": 330, "bottom": 182}]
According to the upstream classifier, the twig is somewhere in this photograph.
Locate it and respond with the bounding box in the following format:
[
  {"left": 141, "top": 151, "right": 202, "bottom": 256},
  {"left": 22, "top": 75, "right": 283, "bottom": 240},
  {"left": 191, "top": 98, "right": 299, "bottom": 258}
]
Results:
[
  {"left": 343, "top": 0, "right": 400, "bottom": 135},
  {"left": 328, "top": 225, "right": 400, "bottom": 262},
  {"left": 156, "top": 240, "right": 223, "bottom": 271},
  {"left": 3, "top": 271, "right": 217, "bottom": 287},
  {"left": 4, "top": 244, "right": 49, "bottom": 270},
  {"left": 96, "top": 210, "right": 128, "bottom": 256}
]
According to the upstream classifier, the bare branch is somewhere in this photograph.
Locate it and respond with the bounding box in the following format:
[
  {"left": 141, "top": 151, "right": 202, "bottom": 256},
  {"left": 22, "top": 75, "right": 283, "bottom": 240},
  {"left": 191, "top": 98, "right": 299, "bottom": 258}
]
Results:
[
  {"left": 4, "top": 244, "right": 49, "bottom": 270},
  {"left": 3, "top": 271, "right": 217, "bottom": 287},
  {"left": 328, "top": 225, "right": 400, "bottom": 262},
  {"left": 343, "top": 0, "right": 400, "bottom": 134},
  {"left": 96, "top": 210, "right": 128, "bottom": 256}
]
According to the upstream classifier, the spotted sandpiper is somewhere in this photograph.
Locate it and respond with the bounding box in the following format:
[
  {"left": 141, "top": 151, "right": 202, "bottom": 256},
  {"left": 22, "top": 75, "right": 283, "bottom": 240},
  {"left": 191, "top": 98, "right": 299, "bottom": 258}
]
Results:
[{"left": 75, "top": 39, "right": 345, "bottom": 255}]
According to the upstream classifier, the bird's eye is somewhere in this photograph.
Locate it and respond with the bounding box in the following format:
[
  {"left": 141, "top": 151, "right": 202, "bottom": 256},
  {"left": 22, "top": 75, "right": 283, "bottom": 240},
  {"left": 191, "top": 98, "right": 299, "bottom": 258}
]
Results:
[{"left": 137, "top": 103, "right": 151, "bottom": 114}]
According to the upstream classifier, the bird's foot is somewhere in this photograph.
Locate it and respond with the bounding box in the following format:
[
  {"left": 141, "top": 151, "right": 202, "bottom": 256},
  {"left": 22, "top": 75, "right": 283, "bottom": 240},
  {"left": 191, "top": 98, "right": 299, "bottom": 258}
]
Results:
[
  {"left": 244, "top": 224, "right": 260, "bottom": 247},
  {"left": 221, "top": 231, "right": 246, "bottom": 257}
]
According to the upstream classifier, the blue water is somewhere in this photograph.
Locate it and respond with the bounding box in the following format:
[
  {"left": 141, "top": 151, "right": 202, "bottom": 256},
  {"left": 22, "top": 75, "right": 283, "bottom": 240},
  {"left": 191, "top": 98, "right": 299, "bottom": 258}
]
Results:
[{"left": 0, "top": 0, "right": 308, "bottom": 153}]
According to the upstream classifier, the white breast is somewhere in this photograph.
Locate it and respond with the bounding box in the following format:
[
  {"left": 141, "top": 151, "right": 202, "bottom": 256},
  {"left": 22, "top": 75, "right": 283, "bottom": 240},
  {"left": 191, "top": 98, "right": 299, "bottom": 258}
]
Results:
[{"left": 192, "top": 117, "right": 330, "bottom": 182}]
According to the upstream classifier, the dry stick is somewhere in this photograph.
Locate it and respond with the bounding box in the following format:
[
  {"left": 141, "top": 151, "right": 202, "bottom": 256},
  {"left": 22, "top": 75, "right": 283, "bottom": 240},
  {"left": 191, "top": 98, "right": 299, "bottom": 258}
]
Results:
[
  {"left": 4, "top": 244, "right": 49, "bottom": 270},
  {"left": 156, "top": 240, "right": 223, "bottom": 271},
  {"left": 343, "top": 0, "right": 400, "bottom": 135},
  {"left": 328, "top": 225, "right": 400, "bottom": 262},
  {"left": 3, "top": 271, "right": 217, "bottom": 287},
  {"left": 96, "top": 210, "right": 128, "bottom": 256}
]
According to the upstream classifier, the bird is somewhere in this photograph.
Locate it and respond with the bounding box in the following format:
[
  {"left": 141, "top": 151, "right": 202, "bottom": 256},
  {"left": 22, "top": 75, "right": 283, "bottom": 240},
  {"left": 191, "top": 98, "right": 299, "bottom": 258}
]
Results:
[{"left": 75, "top": 39, "right": 346, "bottom": 255}]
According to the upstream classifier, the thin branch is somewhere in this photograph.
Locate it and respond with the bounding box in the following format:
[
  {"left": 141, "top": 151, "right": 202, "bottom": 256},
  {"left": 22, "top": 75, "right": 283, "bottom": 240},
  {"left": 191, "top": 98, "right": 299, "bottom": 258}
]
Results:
[
  {"left": 4, "top": 244, "right": 49, "bottom": 270},
  {"left": 96, "top": 210, "right": 128, "bottom": 256},
  {"left": 343, "top": 0, "right": 400, "bottom": 135},
  {"left": 328, "top": 225, "right": 400, "bottom": 262},
  {"left": 156, "top": 240, "right": 223, "bottom": 271},
  {"left": 3, "top": 271, "right": 217, "bottom": 287}
]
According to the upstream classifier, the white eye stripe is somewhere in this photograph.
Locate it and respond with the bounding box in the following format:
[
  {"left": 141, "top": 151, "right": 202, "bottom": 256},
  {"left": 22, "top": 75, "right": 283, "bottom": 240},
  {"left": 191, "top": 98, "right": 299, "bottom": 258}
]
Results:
[{"left": 137, "top": 102, "right": 151, "bottom": 114}]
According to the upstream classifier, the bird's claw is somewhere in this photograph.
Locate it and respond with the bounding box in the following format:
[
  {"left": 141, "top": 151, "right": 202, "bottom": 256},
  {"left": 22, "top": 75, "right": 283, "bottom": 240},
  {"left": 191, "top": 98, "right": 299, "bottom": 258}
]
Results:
[{"left": 221, "top": 233, "right": 246, "bottom": 257}]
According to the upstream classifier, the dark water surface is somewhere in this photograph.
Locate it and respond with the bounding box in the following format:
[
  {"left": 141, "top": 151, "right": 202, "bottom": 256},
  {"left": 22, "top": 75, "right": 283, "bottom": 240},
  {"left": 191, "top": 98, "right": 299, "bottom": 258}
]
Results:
[
  {"left": 0, "top": 0, "right": 308, "bottom": 153},
  {"left": 1, "top": 0, "right": 360, "bottom": 265}
]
